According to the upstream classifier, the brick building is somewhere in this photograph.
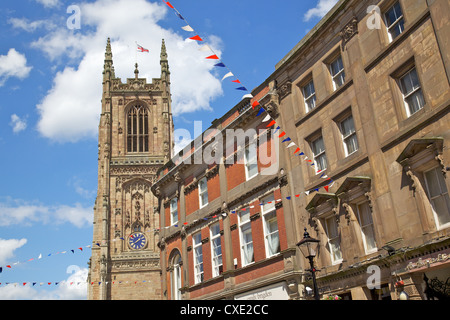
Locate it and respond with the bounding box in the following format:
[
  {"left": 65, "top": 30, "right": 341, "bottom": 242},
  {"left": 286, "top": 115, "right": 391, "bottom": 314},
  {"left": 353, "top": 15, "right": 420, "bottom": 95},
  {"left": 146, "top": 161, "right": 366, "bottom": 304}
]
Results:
[
  {"left": 252, "top": 0, "right": 449, "bottom": 300},
  {"left": 152, "top": 91, "right": 305, "bottom": 299}
]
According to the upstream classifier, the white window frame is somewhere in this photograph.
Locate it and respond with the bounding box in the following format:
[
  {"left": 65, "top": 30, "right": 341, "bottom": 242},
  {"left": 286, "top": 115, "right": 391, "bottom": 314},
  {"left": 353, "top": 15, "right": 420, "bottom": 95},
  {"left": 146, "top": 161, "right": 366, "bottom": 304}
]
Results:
[
  {"left": 171, "top": 254, "right": 182, "bottom": 300},
  {"left": 329, "top": 55, "right": 345, "bottom": 91},
  {"left": 423, "top": 167, "right": 450, "bottom": 230},
  {"left": 302, "top": 79, "right": 316, "bottom": 113},
  {"left": 238, "top": 208, "right": 254, "bottom": 267},
  {"left": 261, "top": 193, "right": 280, "bottom": 258},
  {"left": 198, "top": 177, "right": 208, "bottom": 208},
  {"left": 355, "top": 202, "right": 377, "bottom": 254},
  {"left": 210, "top": 222, "right": 223, "bottom": 277},
  {"left": 244, "top": 142, "right": 258, "bottom": 180},
  {"left": 192, "top": 232, "right": 204, "bottom": 284},
  {"left": 339, "top": 115, "right": 358, "bottom": 157},
  {"left": 384, "top": 1, "right": 404, "bottom": 42},
  {"left": 311, "top": 135, "right": 327, "bottom": 174},
  {"left": 324, "top": 215, "right": 342, "bottom": 264},
  {"left": 170, "top": 197, "right": 178, "bottom": 226},
  {"left": 398, "top": 67, "right": 425, "bottom": 117}
]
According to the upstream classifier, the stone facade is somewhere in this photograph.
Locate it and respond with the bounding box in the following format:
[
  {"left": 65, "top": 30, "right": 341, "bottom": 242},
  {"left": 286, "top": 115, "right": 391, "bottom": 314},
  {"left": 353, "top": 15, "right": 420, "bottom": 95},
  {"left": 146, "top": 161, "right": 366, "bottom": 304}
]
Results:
[
  {"left": 88, "top": 38, "right": 173, "bottom": 300},
  {"left": 253, "top": 0, "right": 450, "bottom": 300}
]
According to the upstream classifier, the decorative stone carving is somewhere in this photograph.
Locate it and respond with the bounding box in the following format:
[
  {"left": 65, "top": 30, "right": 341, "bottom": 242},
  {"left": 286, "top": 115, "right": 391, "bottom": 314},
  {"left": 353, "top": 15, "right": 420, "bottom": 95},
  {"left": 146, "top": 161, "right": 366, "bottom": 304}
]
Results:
[
  {"left": 340, "top": 16, "right": 358, "bottom": 49},
  {"left": 277, "top": 81, "right": 292, "bottom": 102}
]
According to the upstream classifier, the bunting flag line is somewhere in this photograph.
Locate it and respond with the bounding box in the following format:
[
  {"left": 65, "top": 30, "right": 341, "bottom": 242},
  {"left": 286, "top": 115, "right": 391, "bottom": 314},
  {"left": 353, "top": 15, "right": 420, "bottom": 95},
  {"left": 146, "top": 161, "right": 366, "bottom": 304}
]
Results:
[
  {"left": 0, "top": 280, "right": 153, "bottom": 287},
  {"left": 160, "top": 0, "right": 335, "bottom": 193}
]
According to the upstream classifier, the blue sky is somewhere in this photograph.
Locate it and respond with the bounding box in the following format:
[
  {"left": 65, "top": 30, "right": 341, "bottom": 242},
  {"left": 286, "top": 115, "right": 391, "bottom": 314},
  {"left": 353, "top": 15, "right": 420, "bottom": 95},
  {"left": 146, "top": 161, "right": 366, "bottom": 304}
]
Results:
[{"left": 0, "top": 0, "right": 337, "bottom": 299}]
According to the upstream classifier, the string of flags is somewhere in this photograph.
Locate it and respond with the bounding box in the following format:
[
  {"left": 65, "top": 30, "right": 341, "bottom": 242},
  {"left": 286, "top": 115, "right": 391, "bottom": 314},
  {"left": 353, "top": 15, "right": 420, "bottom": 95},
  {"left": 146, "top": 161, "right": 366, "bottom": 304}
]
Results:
[
  {"left": 0, "top": 280, "right": 152, "bottom": 287},
  {"left": 161, "top": 0, "right": 335, "bottom": 192}
]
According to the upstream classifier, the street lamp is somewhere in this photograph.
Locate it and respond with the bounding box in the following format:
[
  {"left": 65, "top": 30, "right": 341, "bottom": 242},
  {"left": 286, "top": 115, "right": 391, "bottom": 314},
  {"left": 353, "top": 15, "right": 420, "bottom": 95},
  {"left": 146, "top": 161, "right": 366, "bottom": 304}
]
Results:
[{"left": 297, "top": 228, "right": 320, "bottom": 300}]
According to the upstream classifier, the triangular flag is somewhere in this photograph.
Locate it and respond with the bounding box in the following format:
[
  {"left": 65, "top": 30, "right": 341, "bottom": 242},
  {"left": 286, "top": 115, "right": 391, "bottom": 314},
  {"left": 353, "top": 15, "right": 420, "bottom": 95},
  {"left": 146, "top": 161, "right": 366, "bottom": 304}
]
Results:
[
  {"left": 273, "top": 126, "right": 280, "bottom": 134},
  {"left": 262, "top": 114, "right": 271, "bottom": 122},
  {"left": 164, "top": 1, "right": 174, "bottom": 9},
  {"left": 214, "top": 62, "right": 226, "bottom": 67},
  {"left": 235, "top": 86, "right": 247, "bottom": 91},
  {"left": 278, "top": 132, "right": 286, "bottom": 138},
  {"left": 266, "top": 120, "right": 276, "bottom": 127},
  {"left": 293, "top": 147, "right": 300, "bottom": 154},
  {"left": 256, "top": 108, "right": 265, "bottom": 116},
  {"left": 232, "top": 79, "right": 241, "bottom": 83},
  {"left": 199, "top": 44, "right": 212, "bottom": 52},
  {"left": 324, "top": 185, "right": 329, "bottom": 192},
  {"left": 206, "top": 54, "right": 219, "bottom": 59},
  {"left": 181, "top": 25, "right": 194, "bottom": 32},
  {"left": 286, "top": 142, "right": 296, "bottom": 148},
  {"left": 221, "top": 72, "right": 233, "bottom": 81},
  {"left": 189, "top": 35, "right": 203, "bottom": 41},
  {"left": 282, "top": 137, "right": 291, "bottom": 143},
  {"left": 38, "top": 254, "right": 42, "bottom": 259},
  {"left": 252, "top": 101, "right": 260, "bottom": 109}
]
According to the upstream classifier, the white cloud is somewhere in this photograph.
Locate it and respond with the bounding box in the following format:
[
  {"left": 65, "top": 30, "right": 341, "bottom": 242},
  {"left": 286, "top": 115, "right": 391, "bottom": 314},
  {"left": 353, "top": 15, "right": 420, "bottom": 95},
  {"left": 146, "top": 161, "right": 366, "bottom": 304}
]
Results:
[
  {"left": 0, "top": 48, "right": 32, "bottom": 86},
  {"left": 0, "top": 238, "right": 27, "bottom": 265},
  {"left": 32, "top": 0, "right": 223, "bottom": 143},
  {"left": 8, "top": 17, "right": 56, "bottom": 32},
  {"left": 304, "top": 0, "right": 339, "bottom": 21},
  {"left": 10, "top": 114, "right": 27, "bottom": 133},
  {"left": 35, "top": 0, "right": 60, "bottom": 8},
  {"left": 0, "top": 198, "right": 92, "bottom": 228}
]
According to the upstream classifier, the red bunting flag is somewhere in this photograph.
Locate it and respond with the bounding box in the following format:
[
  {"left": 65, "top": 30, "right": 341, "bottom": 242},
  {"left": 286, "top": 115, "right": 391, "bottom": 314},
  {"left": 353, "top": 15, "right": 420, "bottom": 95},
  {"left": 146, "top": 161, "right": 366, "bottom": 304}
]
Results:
[
  {"left": 324, "top": 185, "right": 329, "bottom": 192},
  {"left": 206, "top": 54, "right": 219, "bottom": 59},
  {"left": 266, "top": 120, "right": 276, "bottom": 127},
  {"left": 278, "top": 132, "right": 286, "bottom": 138},
  {"left": 164, "top": 1, "right": 174, "bottom": 9},
  {"left": 293, "top": 147, "right": 300, "bottom": 154},
  {"left": 189, "top": 35, "right": 203, "bottom": 41},
  {"left": 252, "top": 101, "right": 260, "bottom": 109},
  {"left": 232, "top": 79, "right": 241, "bottom": 83}
]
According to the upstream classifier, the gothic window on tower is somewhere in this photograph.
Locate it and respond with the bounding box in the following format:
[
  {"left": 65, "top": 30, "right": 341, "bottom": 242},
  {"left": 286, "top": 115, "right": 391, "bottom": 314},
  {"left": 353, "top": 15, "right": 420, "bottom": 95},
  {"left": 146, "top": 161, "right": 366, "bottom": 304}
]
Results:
[{"left": 127, "top": 105, "right": 150, "bottom": 153}]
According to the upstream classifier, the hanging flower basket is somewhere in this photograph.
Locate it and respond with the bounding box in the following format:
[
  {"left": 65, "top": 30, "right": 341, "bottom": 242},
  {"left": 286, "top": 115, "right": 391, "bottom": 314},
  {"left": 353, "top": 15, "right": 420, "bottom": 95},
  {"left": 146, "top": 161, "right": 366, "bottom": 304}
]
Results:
[{"left": 324, "top": 295, "right": 342, "bottom": 300}]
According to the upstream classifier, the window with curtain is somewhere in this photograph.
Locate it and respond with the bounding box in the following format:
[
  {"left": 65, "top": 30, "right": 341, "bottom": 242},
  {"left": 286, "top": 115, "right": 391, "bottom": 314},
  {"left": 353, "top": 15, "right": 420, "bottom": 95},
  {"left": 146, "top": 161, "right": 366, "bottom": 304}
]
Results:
[
  {"left": 239, "top": 208, "right": 254, "bottom": 266},
  {"left": 193, "top": 232, "right": 204, "bottom": 284},
  {"left": 171, "top": 253, "right": 182, "bottom": 300},
  {"left": 356, "top": 202, "right": 377, "bottom": 253},
  {"left": 329, "top": 55, "right": 345, "bottom": 90},
  {"left": 198, "top": 177, "right": 208, "bottom": 208},
  {"left": 127, "top": 105, "right": 149, "bottom": 153},
  {"left": 340, "top": 115, "right": 358, "bottom": 156},
  {"left": 210, "top": 223, "right": 223, "bottom": 277},
  {"left": 170, "top": 197, "right": 178, "bottom": 226},
  {"left": 244, "top": 142, "right": 258, "bottom": 180},
  {"left": 423, "top": 167, "right": 450, "bottom": 228},
  {"left": 261, "top": 193, "right": 280, "bottom": 257},
  {"left": 324, "top": 216, "right": 342, "bottom": 264}
]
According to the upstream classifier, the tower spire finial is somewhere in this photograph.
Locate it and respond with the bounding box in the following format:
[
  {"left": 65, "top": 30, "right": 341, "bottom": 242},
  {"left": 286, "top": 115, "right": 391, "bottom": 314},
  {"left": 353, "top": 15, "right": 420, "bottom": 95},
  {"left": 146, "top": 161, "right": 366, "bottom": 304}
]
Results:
[
  {"left": 160, "top": 39, "right": 167, "bottom": 61},
  {"left": 134, "top": 62, "right": 139, "bottom": 79}
]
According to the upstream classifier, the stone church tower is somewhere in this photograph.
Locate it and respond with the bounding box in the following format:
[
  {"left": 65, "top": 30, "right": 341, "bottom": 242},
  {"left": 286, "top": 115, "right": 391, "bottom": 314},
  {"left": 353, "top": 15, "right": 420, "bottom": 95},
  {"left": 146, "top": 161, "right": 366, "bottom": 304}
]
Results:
[{"left": 88, "top": 38, "right": 174, "bottom": 300}]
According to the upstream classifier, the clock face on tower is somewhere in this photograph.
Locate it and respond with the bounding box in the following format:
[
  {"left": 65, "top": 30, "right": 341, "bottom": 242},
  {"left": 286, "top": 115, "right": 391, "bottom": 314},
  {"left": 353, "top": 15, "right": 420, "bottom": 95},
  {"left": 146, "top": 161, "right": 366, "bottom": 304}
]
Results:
[{"left": 128, "top": 232, "right": 147, "bottom": 250}]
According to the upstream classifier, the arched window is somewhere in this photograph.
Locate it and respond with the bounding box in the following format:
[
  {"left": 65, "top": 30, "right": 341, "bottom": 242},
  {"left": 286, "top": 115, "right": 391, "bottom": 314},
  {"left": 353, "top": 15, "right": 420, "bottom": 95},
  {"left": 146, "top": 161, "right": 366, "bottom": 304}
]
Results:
[
  {"left": 127, "top": 105, "right": 149, "bottom": 153},
  {"left": 170, "top": 251, "right": 182, "bottom": 300}
]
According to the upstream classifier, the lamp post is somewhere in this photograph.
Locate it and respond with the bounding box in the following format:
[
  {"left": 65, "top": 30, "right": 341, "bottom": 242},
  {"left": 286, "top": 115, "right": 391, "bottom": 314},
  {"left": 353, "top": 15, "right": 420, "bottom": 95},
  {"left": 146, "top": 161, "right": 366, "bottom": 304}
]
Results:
[{"left": 297, "top": 228, "right": 320, "bottom": 300}]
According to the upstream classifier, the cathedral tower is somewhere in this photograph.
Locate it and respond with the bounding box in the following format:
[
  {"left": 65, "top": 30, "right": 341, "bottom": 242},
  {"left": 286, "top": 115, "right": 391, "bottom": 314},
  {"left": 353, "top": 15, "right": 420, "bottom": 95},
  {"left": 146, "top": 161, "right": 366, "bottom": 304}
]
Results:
[{"left": 88, "top": 38, "right": 174, "bottom": 300}]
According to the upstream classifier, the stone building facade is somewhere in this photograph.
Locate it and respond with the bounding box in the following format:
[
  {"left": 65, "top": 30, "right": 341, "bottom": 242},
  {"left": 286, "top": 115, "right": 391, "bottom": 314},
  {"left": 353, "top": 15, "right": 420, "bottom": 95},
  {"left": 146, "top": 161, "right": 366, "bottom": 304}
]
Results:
[
  {"left": 88, "top": 38, "right": 174, "bottom": 300},
  {"left": 251, "top": 0, "right": 449, "bottom": 300}
]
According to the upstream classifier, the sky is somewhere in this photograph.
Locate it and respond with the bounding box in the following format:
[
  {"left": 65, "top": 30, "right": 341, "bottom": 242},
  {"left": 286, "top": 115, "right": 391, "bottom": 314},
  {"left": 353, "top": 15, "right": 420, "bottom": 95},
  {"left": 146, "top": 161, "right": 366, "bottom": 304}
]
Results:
[{"left": 0, "top": 0, "right": 338, "bottom": 299}]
